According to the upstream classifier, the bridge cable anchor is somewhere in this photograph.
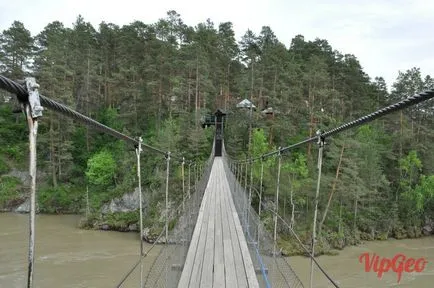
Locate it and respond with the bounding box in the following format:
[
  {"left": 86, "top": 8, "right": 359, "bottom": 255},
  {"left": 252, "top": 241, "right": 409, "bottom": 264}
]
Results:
[{"left": 25, "top": 77, "right": 43, "bottom": 118}]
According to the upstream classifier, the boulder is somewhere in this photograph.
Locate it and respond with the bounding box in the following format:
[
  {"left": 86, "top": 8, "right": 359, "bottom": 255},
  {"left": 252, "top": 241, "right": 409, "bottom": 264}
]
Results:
[
  {"left": 14, "top": 198, "right": 40, "bottom": 213},
  {"left": 101, "top": 187, "right": 147, "bottom": 214}
]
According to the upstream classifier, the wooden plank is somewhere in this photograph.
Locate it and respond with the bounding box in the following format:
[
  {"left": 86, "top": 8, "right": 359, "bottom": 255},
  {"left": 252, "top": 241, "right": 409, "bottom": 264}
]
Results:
[
  {"left": 220, "top": 162, "right": 238, "bottom": 288},
  {"left": 178, "top": 163, "right": 214, "bottom": 288},
  {"left": 213, "top": 169, "right": 226, "bottom": 288},
  {"left": 180, "top": 158, "right": 260, "bottom": 288},
  {"left": 200, "top": 169, "right": 216, "bottom": 288},
  {"left": 178, "top": 184, "right": 209, "bottom": 287},
  {"left": 188, "top": 171, "right": 213, "bottom": 288},
  {"left": 223, "top": 161, "right": 260, "bottom": 288},
  {"left": 219, "top": 160, "right": 248, "bottom": 288}
]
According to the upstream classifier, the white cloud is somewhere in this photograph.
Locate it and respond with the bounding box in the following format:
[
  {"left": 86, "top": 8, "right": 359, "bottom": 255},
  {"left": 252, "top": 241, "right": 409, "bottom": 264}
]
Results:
[{"left": 1, "top": 0, "right": 433, "bottom": 91}]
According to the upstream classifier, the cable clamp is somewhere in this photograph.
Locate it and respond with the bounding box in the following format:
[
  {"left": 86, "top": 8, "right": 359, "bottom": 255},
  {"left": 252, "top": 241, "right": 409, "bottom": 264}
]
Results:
[
  {"left": 25, "top": 77, "right": 43, "bottom": 118},
  {"left": 316, "top": 130, "right": 325, "bottom": 147}
]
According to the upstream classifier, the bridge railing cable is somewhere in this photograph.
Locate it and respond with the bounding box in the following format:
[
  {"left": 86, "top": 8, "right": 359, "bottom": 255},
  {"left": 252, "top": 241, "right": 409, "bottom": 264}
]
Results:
[
  {"left": 138, "top": 142, "right": 215, "bottom": 288},
  {"left": 222, "top": 143, "right": 304, "bottom": 288}
]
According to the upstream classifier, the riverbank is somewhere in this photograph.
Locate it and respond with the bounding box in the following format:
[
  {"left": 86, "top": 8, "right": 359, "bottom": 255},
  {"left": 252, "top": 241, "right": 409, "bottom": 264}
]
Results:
[{"left": 4, "top": 209, "right": 433, "bottom": 258}]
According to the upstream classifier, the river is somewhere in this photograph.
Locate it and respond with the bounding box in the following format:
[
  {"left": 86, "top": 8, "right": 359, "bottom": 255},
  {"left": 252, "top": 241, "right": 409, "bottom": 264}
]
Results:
[{"left": 0, "top": 213, "right": 432, "bottom": 287}]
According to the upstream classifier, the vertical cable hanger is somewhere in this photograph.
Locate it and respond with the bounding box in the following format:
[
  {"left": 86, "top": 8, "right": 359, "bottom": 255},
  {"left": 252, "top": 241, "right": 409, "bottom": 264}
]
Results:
[
  {"left": 257, "top": 158, "right": 264, "bottom": 248},
  {"left": 135, "top": 137, "right": 144, "bottom": 288},
  {"left": 310, "top": 131, "right": 325, "bottom": 288},
  {"left": 273, "top": 148, "right": 282, "bottom": 257},
  {"left": 164, "top": 152, "right": 171, "bottom": 288}
]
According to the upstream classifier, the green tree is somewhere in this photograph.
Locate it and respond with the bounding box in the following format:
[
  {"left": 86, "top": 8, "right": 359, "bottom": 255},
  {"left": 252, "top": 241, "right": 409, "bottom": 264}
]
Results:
[
  {"left": 0, "top": 21, "right": 33, "bottom": 78},
  {"left": 86, "top": 150, "right": 116, "bottom": 186}
]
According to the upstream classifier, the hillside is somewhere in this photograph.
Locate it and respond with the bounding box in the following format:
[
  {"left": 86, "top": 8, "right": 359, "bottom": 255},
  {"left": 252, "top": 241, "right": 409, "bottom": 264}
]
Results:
[{"left": 0, "top": 11, "right": 433, "bottom": 253}]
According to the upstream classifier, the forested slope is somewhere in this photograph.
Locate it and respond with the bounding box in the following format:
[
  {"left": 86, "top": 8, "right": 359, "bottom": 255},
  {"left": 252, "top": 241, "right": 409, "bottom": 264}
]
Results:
[{"left": 0, "top": 11, "right": 433, "bottom": 253}]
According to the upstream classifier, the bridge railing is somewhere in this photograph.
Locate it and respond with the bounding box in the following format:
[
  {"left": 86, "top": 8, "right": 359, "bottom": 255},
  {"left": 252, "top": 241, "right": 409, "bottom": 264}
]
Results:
[
  {"left": 222, "top": 143, "right": 304, "bottom": 288},
  {"left": 0, "top": 74, "right": 217, "bottom": 288},
  {"left": 140, "top": 139, "right": 215, "bottom": 288},
  {"left": 222, "top": 88, "right": 433, "bottom": 288}
]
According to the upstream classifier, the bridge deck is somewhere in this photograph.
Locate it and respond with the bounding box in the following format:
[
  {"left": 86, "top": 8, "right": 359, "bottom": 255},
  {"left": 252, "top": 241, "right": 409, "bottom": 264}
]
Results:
[{"left": 178, "top": 158, "right": 259, "bottom": 288}]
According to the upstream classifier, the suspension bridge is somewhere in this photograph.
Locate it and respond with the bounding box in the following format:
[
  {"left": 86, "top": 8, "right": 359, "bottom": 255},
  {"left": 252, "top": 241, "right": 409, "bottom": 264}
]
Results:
[{"left": 0, "top": 74, "right": 433, "bottom": 288}]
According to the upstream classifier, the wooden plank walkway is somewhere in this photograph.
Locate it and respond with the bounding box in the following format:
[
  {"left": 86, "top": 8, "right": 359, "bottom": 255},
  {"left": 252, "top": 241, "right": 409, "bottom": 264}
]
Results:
[{"left": 178, "top": 158, "right": 260, "bottom": 288}]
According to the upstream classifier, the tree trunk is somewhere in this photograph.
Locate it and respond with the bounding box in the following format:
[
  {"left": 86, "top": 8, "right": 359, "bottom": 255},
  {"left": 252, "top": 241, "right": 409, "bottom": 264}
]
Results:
[
  {"left": 157, "top": 78, "right": 162, "bottom": 135},
  {"left": 338, "top": 197, "right": 343, "bottom": 235},
  {"left": 195, "top": 57, "right": 199, "bottom": 128},
  {"left": 57, "top": 119, "right": 62, "bottom": 180},
  {"left": 398, "top": 110, "right": 403, "bottom": 203},
  {"left": 86, "top": 52, "right": 91, "bottom": 153},
  {"left": 50, "top": 114, "right": 57, "bottom": 187},
  {"left": 319, "top": 144, "right": 345, "bottom": 235},
  {"left": 354, "top": 188, "right": 358, "bottom": 237},
  {"left": 290, "top": 174, "right": 295, "bottom": 228},
  {"left": 307, "top": 83, "right": 315, "bottom": 159},
  {"left": 188, "top": 67, "right": 192, "bottom": 111},
  {"left": 226, "top": 62, "right": 230, "bottom": 110}
]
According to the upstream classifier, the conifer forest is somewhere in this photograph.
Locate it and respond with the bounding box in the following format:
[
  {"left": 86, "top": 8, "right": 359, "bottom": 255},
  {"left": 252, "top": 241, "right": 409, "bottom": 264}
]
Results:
[{"left": 1, "top": 11, "right": 433, "bottom": 255}]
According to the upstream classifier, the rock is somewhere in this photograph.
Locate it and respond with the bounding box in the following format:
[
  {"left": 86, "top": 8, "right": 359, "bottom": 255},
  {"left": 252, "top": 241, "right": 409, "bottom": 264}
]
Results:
[
  {"left": 142, "top": 227, "right": 167, "bottom": 244},
  {"left": 6, "top": 168, "right": 47, "bottom": 187},
  {"left": 422, "top": 217, "right": 434, "bottom": 236},
  {"left": 7, "top": 169, "right": 30, "bottom": 186},
  {"left": 128, "top": 223, "right": 138, "bottom": 231},
  {"left": 101, "top": 187, "right": 147, "bottom": 214},
  {"left": 422, "top": 225, "right": 433, "bottom": 235},
  {"left": 101, "top": 224, "right": 110, "bottom": 230},
  {"left": 14, "top": 198, "right": 40, "bottom": 213}
]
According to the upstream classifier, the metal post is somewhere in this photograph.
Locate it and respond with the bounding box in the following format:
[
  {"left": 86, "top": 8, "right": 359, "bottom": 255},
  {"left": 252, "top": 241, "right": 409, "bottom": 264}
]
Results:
[
  {"left": 195, "top": 163, "right": 198, "bottom": 194},
  {"left": 310, "top": 133, "right": 325, "bottom": 288},
  {"left": 247, "top": 160, "right": 253, "bottom": 233},
  {"left": 233, "top": 163, "right": 238, "bottom": 201},
  {"left": 86, "top": 185, "right": 90, "bottom": 217},
  {"left": 244, "top": 161, "right": 248, "bottom": 229},
  {"left": 244, "top": 160, "right": 248, "bottom": 191},
  {"left": 273, "top": 149, "right": 282, "bottom": 257},
  {"left": 182, "top": 158, "right": 185, "bottom": 212},
  {"left": 186, "top": 162, "right": 192, "bottom": 237},
  {"left": 135, "top": 137, "right": 144, "bottom": 288},
  {"left": 257, "top": 159, "right": 264, "bottom": 248},
  {"left": 239, "top": 163, "right": 243, "bottom": 211},
  {"left": 165, "top": 152, "right": 171, "bottom": 244},
  {"left": 24, "top": 78, "right": 43, "bottom": 288},
  {"left": 188, "top": 163, "right": 191, "bottom": 199},
  {"left": 165, "top": 152, "right": 171, "bottom": 288}
]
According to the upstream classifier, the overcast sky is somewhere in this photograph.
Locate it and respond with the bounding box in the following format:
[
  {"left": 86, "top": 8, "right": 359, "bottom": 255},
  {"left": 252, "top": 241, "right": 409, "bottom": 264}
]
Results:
[{"left": 1, "top": 0, "right": 433, "bottom": 91}]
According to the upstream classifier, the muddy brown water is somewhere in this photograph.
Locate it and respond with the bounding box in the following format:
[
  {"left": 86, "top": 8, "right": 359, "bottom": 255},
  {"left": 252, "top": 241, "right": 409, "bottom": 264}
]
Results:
[{"left": 0, "top": 213, "right": 432, "bottom": 287}]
